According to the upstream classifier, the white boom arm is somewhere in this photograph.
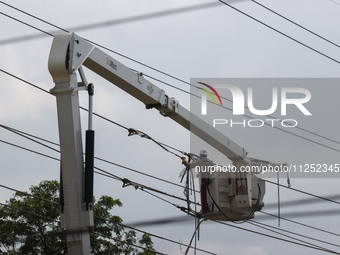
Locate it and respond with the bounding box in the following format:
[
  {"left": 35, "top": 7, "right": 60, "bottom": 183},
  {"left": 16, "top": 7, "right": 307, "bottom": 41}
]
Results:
[{"left": 49, "top": 33, "right": 246, "bottom": 161}]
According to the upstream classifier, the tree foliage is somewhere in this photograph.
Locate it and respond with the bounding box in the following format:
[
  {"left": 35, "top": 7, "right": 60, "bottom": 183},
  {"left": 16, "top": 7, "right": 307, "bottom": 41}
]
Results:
[{"left": 0, "top": 180, "right": 155, "bottom": 254}]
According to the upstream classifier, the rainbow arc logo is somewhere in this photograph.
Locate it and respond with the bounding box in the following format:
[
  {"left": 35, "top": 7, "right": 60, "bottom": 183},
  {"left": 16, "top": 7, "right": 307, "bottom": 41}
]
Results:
[{"left": 197, "top": 82, "right": 223, "bottom": 106}]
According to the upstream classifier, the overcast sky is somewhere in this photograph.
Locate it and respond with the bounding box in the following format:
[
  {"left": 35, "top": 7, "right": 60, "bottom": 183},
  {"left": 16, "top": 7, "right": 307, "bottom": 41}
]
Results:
[{"left": 1, "top": 0, "right": 340, "bottom": 254}]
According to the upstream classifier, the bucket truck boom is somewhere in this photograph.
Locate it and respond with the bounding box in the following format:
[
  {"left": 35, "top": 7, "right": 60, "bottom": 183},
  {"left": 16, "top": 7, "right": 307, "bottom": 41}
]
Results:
[{"left": 48, "top": 33, "right": 284, "bottom": 253}]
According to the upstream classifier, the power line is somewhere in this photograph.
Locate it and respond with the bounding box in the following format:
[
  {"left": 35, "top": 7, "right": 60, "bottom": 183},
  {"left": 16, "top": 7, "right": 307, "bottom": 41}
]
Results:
[
  {"left": 1, "top": 9, "right": 338, "bottom": 251},
  {"left": 0, "top": 124, "right": 59, "bottom": 147},
  {"left": 211, "top": 219, "right": 340, "bottom": 254},
  {"left": 2, "top": 3, "right": 340, "bottom": 149},
  {"left": 0, "top": 181, "right": 214, "bottom": 255},
  {"left": 96, "top": 215, "right": 217, "bottom": 255},
  {"left": 2, "top": 123, "right": 340, "bottom": 217},
  {"left": 4, "top": 120, "right": 340, "bottom": 223},
  {"left": 0, "top": 122, "right": 198, "bottom": 193},
  {"left": 13, "top": 128, "right": 338, "bottom": 252},
  {"left": 94, "top": 166, "right": 200, "bottom": 206},
  {"left": 0, "top": 201, "right": 166, "bottom": 254},
  {"left": 142, "top": 189, "right": 340, "bottom": 255},
  {"left": 0, "top": 202, "right": 58, "bottom": 223},
  {"left": 0, "top": 136, "right": 199, "bottom": 206},
  {"left": 251, "top": 0, "right": 340, "bottom": 49},
  {"left": 0, "top": 0, "right": 338, "bottom": 219},
  {"left": 0, "top": 68, "right": 51, "bottom": 95},
  {"left": 144, "top": 73, "right": 340, "bottom": 153},
  {"left": 259, "top": 211, "right": 340, "bottom": 238},
  {"left": 249, "top": 219, "right": 340, "bottom": 249},
  {"left": 93, "top": 232, "right": 166, "bottom": 255},
  {"left": 330, "top": 0, "right": 340, "bottom": 6},
  {"left": 2, "top": 9, "right": 340, "bottom": 153},
  {"left": 0, "top": 139, "right": 60, "bottom": 161},
  {"left": 0, "top": 183, "right": 59, "bottom": 206},
  {"left": 218, "top": 0, "right": 340, "bottom": 65},
  {"left": 257, "top": 209, "right": 340, "bottom": 220},
  {"left": 0, "top": 11, "right": 54, "bottom": 37},
  {"left": 0, "top": 1, "right": 225, "bottom": 45},
  {"left": 95, "top": 155, "right": 198, "bottom": 193},
  {"left": 184, "top": 219, "right": 205, "bottom": 255},
  {"left": 119, "top": 190, "right": 340, "bottom": 253},
  {"left": 247, "top": 220, "right": 339, "bottom": 254},
  {"left": 0, "top": 69, "right": 190, "bottom": 159},
  {"left": 0, "top": 124, "right": 59, "bottom": 153},
  {"left": 133, "top": 193, "right": 338, "bottom": 253},
  {"left": 264, "top": 194, "right": 340, "bottom": 210},
  {"left": 116, "top": 180, "right": 340, "bottom": 254},
  {"left": 0, "top": 75, "right": 337, "bottom": 231},
  {"left": 0, "top": 1, "right": 68, "bottom": 33},
  {"left": 6, "top": 55, "right": 336, "bottom": 158},
  {"left": 264, "top": 179, "right": 340, "bottom": 206}
]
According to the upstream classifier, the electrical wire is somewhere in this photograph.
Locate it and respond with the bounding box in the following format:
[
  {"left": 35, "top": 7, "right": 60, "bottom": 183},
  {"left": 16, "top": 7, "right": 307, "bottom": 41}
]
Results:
[
  {"left": 1, "top": 123, "right": 340, "bottom": 245},
  {"left": 0, "top": 201, "right": 165, "bottom": 255},
  {"left": 184, "top": 219, "right": 205, "bottom": 255},
  {"left": 218, "top": 0, "right": 340, "bottom": 65},
  {"left": 2, "top": 19, "right": 340, "bottom": 154},
  {"left": 0, "top": 68, "right": 190, "bottom": 160},
  {"left": 0, "top": 1, "right": 225, "bottom": 45},
  {"left": 249, "top": 219, "right": 340, "bottom": 249},
  {"left": 0, "top": 183, "right": 59, "bottom": 206},
  {"left": 122, "top": 177, "right": 201, "bottom": 206},
  {"left": 1, "top": 3, "right": 340, "bottom": 150},
  {"left": 112, "top": 175, "right": 340, "bottom": 254},
  {"left": 2, "top": 126, "right": 340, "bottom": 223},
  {"left": 3, "top": 62, "right": 340, "bottom": 158},
  {"left": 264, "top": 179, "right": 340, "bottom": 206},
  {"left": 3, "top": 169, "right": 339, "bottom": 250},
  {"left": 0, "top": 1, "right": 68, "bottom": 32},
  {"left": 0, "top": 124, "right": 59, "bottom": 153},
  {"left": 0, "top": 139, "right": 60, "bottom": 161},
  {"left": 1, "top": 4, "right": 340, "bottom": 252},
  {"left": 0, "top": 11, "right": 54, "bottom": 37},
  {"left": 0, "top": 122, "right": 199, "bottom": 193},
  {"left": 251, "top": 0, "right": 340, "bottom": 48},
  {"left": 92, "top": 232, "right": 165, "bottom": 255},
  {"left": 0, "top": 202, "right": 58, "bottom": 223},
  {"left": 259, "top": 211, "right": 340, "bottom": 238},
  {"left": 1, "top": 0, "right": 339, "bottom": 218},
  {"left": 0, "top": 136, "right": 199, "bottom": 207},
  {"left": 127, "top": 128, "right": 186, "bottom": 159},
  {"left": 144, "top": 73, "right": 340, "bottom": 153},
  {"left": 247, "top": 220, "right": 338, "bottom": 254},
  {"left": 330, "top": 0, "right": 340, "bottom": 6},
  {"left": 0, "top": 174, "right": 201, "bottom": 253},
  {"left": 211, "top": 219, "right": 340, "bottom": 254},
  {"left": 190, "top": 165, "right": 199, "bottom": 255},
  {"left": 114, "top": 219, "right": 216, "bottom": 255},
  {"left": 264, "top": 194, "right": 340, "bottom": 209},
  {"left": 0, "top": 182, "right": 215, "bottom": 255},
  {"left": 131, "top": 187, "right": 340, "bottom": 255},
  {"left": 1, "top": 160, "right": 334, "bottom": 253}
]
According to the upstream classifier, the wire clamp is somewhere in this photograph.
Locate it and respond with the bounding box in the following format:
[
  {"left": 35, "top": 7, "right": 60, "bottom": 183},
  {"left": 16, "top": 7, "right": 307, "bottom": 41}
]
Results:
[
  {"left": 122, "top": 178, "right": 132, "bottom": 188},
  {"left": 128, "top": 128, "right": 138, "bottom": 136}
]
